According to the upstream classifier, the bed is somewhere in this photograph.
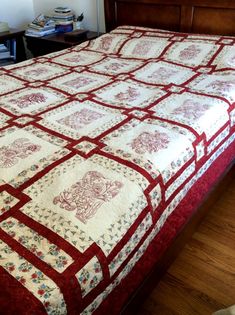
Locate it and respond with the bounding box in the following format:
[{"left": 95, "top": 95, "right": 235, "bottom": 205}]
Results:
[{"left": 0, "top": 1, "right": 234, "bottom": 314}]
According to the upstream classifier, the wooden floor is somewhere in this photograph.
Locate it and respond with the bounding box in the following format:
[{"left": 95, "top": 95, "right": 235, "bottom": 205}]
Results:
[{"left": 137, "top": 175, "right": 235, "bottom": 315}]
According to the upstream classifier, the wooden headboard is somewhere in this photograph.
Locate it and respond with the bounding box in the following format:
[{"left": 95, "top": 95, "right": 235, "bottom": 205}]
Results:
[{"left": 104, "top": 0, "right": 235, "bottom": 36}]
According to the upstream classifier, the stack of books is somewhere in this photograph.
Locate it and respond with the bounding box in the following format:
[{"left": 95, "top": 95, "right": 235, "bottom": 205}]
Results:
[
  {"left": 0, "top": 43, "right": 14, "bottom": 66},
  {"left": 48, "top": 7, "right": 75, "bottom": 33},
  {"left": 25, "top": 14, "right": 56, "bottom": 37}
]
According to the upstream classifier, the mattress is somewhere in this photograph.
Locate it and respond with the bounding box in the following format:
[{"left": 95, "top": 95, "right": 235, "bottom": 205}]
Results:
[{"left": 0, "top": 25, "right": 234, "bottom": 315}]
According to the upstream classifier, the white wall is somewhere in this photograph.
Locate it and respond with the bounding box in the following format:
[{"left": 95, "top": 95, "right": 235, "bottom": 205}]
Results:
[
  {"left": 0, "top": 0, "right": 105, "bottom": 32},
  {"left": 32, "top": 0, "right": 106, "bottom": 32},
  {"left": 0, "top": 0, "right": 34, "bottom": 28}
]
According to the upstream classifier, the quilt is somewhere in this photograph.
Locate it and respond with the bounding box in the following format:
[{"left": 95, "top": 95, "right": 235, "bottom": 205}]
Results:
[{"left": 0, "top": 25, "right": 234, "bottom": 315}]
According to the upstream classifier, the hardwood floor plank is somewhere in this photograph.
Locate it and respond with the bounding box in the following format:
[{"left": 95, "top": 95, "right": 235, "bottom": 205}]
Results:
[
  {"left": 147, "top": 274, "right": 216, "bottom": 315},
  {"left": 198, "top": 223, "right": 235, "bottom": 251},
  {"left": 142, "top": 295, "right": 178, "bottom": 315},
  {"left": 185, "top": 238, "right": 235, "bottom": 273},
  {"left": 174, "top": 241, "right": 235, "bottom": 297},
  {"left": 168, "top": 256, "right": 234, "bottom": 306},
  {"left": 193, "top": 232, "right": 235, "bottom": 261}
]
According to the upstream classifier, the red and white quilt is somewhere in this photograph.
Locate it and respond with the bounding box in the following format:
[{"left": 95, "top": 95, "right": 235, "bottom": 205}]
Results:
[{"left": 0, "top": 26, "right": 234, "bottom": 315}]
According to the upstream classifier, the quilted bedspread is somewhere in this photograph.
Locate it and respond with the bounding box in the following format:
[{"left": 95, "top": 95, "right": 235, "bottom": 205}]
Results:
[{"left": 0, "top": 26, "right": 235, "bottom": 315}]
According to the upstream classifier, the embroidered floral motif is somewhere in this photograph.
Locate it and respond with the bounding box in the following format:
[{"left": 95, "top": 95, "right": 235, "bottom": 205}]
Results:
[
  {"left": 206, "top": 79, "right": 235, "bottom": 93},
  {"left": 179, "top": 44, "right": 201, "bottom": 60},
  {"left": 172, "top": 99, "right": 210, "bottom": 119},
  {"left": 57, "top": 108, "right": 104, "bottom": 130},
  {"left": 24, "top": 67, "right": 49, "bottom": 76},
  {"left": 231, "top": 55, "right": 235, "bottom": 64},
  {"left": 114, "top": 87, "right": 140, "bottom": 102},
  {"left": 0, "top": 138, "right": 41, "bottom": 168},
  {"left": 98, "top": 36, "right": 113, "bottom": 50},
  {"left": 104, "top": 61, "right": 129, "bottom": 72},
  {"left": 65, "top": 56, "right": 85, "bottom": 63},
  {"left": 130, "top": 131, "right": 170, "bottom": 154},
  {"left": 53, "top": 171, "right": 123, "bottom": 224},
  {"left": 9, "top": 93, "right": 47, "bottom": 109},
  {"left": 132, "top": 41, "right": 153, "bottom": 55},
  {"left": 64, "top": 76, "right": 95, "bottom": 89},
  {"left": 148, "top": 67, "right": 178, "bottom": 81}
]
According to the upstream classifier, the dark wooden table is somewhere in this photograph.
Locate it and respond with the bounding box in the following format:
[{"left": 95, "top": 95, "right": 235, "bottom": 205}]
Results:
[
  {"left": 0, "top": 29, "right": 26, "bottom": 63},
  {"left": 25, "top": 31, "right": 100, "bottom": 57}
]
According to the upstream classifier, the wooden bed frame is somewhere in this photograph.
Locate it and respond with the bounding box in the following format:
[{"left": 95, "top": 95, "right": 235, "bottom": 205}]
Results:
[
  {"left": 103, "top": 0, "right": 235, "bottom": 313},
  {"left": 104, "top": 0, "right": 235, "bottom": 36}
]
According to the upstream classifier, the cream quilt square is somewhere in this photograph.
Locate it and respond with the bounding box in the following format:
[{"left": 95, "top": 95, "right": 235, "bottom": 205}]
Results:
[
  {"left": 94, "top": 80, "right": 166, "bottom": 109},
  {"left": 164, "top": 40, "right": 219, "bottom": 67},
  {"left": 0, "top": 87, "right": 68, "bottom": 115},
  {"left": 11, "top": 62, "right": 69, "bottom": 82},
  {"left": 133, "top": 61, "right": 193, "bottom": 85},
  {"left": 49, "top": 71, "right": 110, "bottom": 95},
  {"left": 120, "top": 37, "right": 169, "bottom": 59},
  {"left": 152, "top": 92, "right": 229, "bottom": 140}
]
